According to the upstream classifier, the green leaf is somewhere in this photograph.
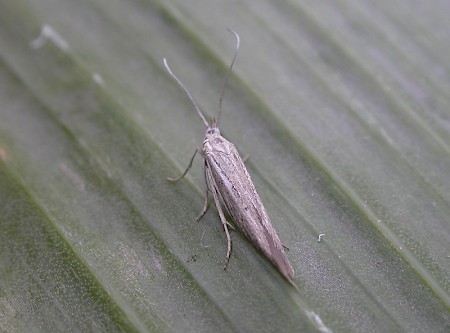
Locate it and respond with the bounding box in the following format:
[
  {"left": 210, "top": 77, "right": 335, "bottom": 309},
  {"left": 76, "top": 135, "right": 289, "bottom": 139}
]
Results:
[{"left": 1, "top": 0, "right": 449, "bottom": 332}]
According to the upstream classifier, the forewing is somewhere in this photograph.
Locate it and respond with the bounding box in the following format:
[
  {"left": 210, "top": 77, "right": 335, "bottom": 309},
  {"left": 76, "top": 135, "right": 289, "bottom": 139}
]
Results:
[{"left": 204, "top": 135, "right": 294, "bottom": 280}]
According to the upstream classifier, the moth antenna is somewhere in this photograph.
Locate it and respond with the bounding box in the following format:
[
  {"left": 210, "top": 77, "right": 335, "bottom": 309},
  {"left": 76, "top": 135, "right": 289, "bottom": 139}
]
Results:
[
  {"left": 216, "top": 29, "right": 240, "bottom": 127},
  {"left": 163, "top": 58, "right": 209, "bottom": 128}
]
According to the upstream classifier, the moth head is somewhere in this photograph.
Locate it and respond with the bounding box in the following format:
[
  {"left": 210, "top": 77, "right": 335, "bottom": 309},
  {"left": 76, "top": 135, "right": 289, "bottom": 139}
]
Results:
[{"left": 205, "top": 126, "right": 220, "bottom": 137}]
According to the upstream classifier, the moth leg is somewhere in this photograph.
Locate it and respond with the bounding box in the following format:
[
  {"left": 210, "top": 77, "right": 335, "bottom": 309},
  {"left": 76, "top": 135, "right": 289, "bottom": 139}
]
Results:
[
  {"left": 196, "top": 165, "right": 209, "bottom": 221},
  {"left": 196, "top": 159, "right": 210, "bottom": 220},
  {"left": 226, "top": 221, "right": 236, "bottom": 231},
  {"left": 197, "top": 192, "right": 209, "bottom": 220},
  {"left": 167, "top": 148, "right": 199, "bottom": 182},
  {"left": 206, "top": 166, "right": 232, "bottom": 269},
  {"left": 198, "top": 162, "right": 235, "bottom": 229},
  {"left": 242, "top": 154, "right": 250, "bottom": 163},
  {"left": 197, "top": 185, "right": 235, "bottom": 231}
]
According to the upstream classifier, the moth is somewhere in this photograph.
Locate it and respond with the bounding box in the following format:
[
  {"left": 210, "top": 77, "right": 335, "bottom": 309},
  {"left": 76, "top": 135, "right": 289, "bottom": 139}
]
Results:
[{"left": 164, "top": 30, "right": 295, "bottom": 286}]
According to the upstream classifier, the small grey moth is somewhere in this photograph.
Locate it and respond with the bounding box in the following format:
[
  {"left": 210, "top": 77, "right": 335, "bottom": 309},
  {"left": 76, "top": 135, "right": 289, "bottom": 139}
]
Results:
[{"left": 164, "top": 30, "right": 295, "bottom": 287}]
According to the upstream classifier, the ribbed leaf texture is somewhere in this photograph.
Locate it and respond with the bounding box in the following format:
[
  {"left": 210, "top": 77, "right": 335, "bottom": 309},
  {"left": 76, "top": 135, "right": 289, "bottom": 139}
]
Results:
[{"left": 1, "top": 1, "right": 449, "bottom": 332}]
